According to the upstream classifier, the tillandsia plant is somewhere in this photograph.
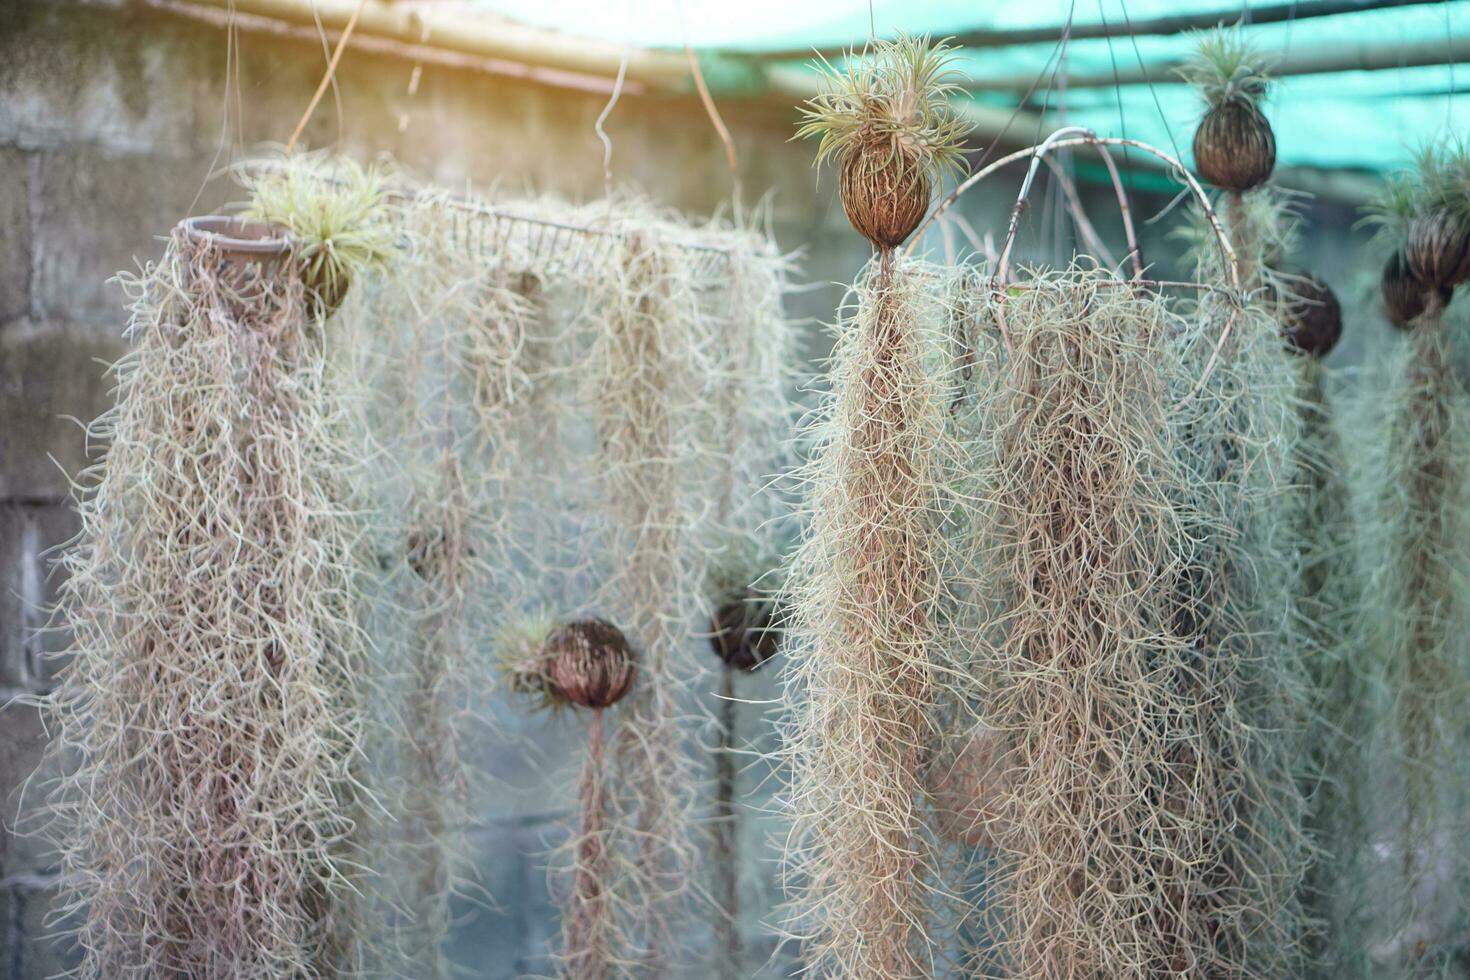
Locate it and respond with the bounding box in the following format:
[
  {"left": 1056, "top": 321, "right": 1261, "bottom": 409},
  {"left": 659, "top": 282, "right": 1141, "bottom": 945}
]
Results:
[
  {"left": 966, "top": 270, "right": 1213, "bottom": 977},
  {"left": 780, "top": 38, "right": 973, "bottom": 975},
  {"left": 1403, "top": 140, "right": 1470, "bottom": 290},
  {"left": 1363, "top": 175, "right": 1448, "bottom": 328},
  {"left": 241, "top": 153, "right": 397, "bottom": 318},
  {"left": 796, "top": 34, "right": 969, "bottom": 249},
  {"left": 1181, "top": 27, "right": 1276, "bottom": 193},
  {"left": 499, "top": 617, "right": 640, "bottom": 980},
  {"left": 1277, "top": 275, "right": 1374, "bottom": 975},
  {"left": 1171, "top": 190, "right": 1313, "bottom": 975},
  {"left": 41, "top": 218, "right": 378, "bottom": 978},
  {"left": 1354, "top": 156, "right": 1470, "bottom": 976}
]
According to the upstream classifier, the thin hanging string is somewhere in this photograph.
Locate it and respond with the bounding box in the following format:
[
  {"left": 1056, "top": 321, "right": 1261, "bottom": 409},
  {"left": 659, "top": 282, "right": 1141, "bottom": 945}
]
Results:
[
  {"left": 596, "top": 50, "right": 630, "bottom": 200},
  {"left": 187, "top": 3, "right": 241, "bottom": 217},
  {"left": 1097, "top": 0, "right": 1137, "bottom": 250},
  {"left": 678, "top": 1, "right": 743, "bottom": 221},
  {"left": 286, "top": 0, "right": 369, "bottom": 153},
  {"left": 1446, "top": 0, "right": 1457, "bottom": 130},
  {"left": 308, "top": 1, "right": 346, "bottom": 149}
]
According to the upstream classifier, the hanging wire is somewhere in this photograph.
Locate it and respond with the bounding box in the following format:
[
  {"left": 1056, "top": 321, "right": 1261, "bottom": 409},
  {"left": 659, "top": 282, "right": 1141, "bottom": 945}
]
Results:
[{"left": 596, "top": 49, "right": 630, "bottom": 199}]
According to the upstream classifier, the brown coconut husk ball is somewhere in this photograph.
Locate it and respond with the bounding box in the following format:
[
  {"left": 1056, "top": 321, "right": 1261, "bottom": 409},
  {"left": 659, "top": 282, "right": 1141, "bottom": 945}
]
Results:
[
  {"left": 544, "top": 618, "right": 638, "bottom": 710},
  {"left": 840, "top": 153, "right": 931, "bottom": 249},
  {"left": 708, "top": 592, "right": 783, "bottom": 672},
  {"left": 1382, "top": 250, "right": 1450, "bottom": 330},
  {"left": 1405, "top": 209, "right": 1470, "bottom": 290},
  {"left": 1281, "top": 275, "right": 1343, "bottom": 358},
  {"left": 1193, "top": 101, "right": 1276, "bottom": 191}
]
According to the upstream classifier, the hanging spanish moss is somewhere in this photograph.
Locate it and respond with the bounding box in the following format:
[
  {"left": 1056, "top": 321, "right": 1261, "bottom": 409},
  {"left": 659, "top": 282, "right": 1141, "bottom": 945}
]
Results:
[
  {"left": 41, "top": 220, "right": 379, "bottom": 979},
  {"left": 1356, "top": 277, "right": 1470, "bottom": 978},
  {"left": 777, "top": 256, "right": 971, "bottom": 977},
  {"left": 308, "top": 172, "right": 548, "bottom": 975},
  {"left": 581, "top": 225, "right": 716, "bottom": 975},
  {"left": 498, "top": 615, "right": 640, "bottom": 980},
  {"left": 781, "top": 35, "right": 973, "bottom": 976},
  {"left": 1277, "top": 275, "right": 1372, "bottom": 976},
  {"left": 704, "top": 546, "right": 784, "bottom": 980},
  {"left": 962, "top": 270, "right": 1215, "bottom": 977}
]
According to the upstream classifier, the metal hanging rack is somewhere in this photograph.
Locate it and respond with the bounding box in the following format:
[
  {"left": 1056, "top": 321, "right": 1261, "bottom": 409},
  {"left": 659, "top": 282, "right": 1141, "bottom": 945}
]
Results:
[
  {"left": 908, "top": 127, "right": 1248, "bottom": 392},
  {"left": 237, "top": 158, "right": 757, "bottom": 282}
]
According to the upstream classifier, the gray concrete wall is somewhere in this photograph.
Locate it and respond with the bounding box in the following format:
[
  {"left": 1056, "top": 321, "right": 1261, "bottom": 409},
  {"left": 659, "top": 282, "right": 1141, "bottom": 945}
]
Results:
[{"left": 0, "top": 2, "right": 1383, "bottom": 977}]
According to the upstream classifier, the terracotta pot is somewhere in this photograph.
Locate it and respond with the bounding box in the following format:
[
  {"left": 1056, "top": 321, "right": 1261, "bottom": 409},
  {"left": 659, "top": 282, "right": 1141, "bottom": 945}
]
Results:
[{"left": 178, "top": 215, "right": 291, "bottom": 266}]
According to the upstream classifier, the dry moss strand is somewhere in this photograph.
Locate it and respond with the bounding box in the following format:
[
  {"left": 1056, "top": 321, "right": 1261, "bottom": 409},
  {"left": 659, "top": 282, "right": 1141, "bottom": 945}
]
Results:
[
  {"left": 583, "top": 226, "right": 713, "bottom": 976},
  {"left": 779, "top": 255, "right": 958, "bottom": 978}
]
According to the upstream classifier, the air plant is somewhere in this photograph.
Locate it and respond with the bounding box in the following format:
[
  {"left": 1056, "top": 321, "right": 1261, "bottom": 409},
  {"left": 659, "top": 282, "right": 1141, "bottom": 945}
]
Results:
[
  {"left": 241, "top": 154, "right": 397, "bottom": 318},
  {"left": 1382, "top": 250, "right": 1440, "bottom": 329},
  {"left": 41, "top": 217, "right": 379, "bottom": 977},
  {"left": 499, "top": 617, "right": 640, "bottom": 980},
  {"left": 796, "top": 34, "right": 969, "bottom": 248},
  {"left": 1182, "top": 28, "right": 1276, "bottom": 192},
  {"left": 1281, "top": 273, "right": 1344, "bottom": 356},
  {"left": 1404, "top": 140, "right": 1470, "bottom": 290},
  {"left": 780, "top": 41, "right": 975, "bottom": 974},
  {"left": 1353, "top": 151, "right": 1470, "bottom": 975},
  {"left": 1364, "top": 175, "right": 1445, "bottom": 330},
  {"left": 1171, "top": 180, "right": 1314, "bottom": 974}
]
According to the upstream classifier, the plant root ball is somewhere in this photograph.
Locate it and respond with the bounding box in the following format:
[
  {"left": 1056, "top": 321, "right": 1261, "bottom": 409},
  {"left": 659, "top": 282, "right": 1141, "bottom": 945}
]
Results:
[
  {"left": 840, "top": 152, "right": 930, "bottom": 249},
  {"left": 708, "top": 593, "right": 782, "bottom": 672},
  {"left": 1382, "top": 250, "right": 1450, "bottom": 331},
  {"left": 1282, "top": 275, "right": 1343, "bottom": 358},
  {"left": 1405, "top": 209, "right": 1470, "bottom": 290},
  {"left": 302, "top": 266, "right": 350, "bottom": 320},
  {"left": 544, "top": 619, "right": 638, "bottom": 710},
  {"left": 1193, "top": 102, "right": 1276, "bottom": 191}
]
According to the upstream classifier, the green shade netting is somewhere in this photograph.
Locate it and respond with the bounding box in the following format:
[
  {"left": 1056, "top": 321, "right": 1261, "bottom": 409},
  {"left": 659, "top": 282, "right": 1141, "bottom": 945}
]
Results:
[{"left": 461, "top": 0, "right": 1470, "bottom": 173}]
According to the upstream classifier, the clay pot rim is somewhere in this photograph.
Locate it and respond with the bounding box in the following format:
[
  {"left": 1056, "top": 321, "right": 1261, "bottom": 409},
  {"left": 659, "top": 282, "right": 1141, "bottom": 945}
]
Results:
[{"left": 178, "top": 215, "right": 291, "bottom": 260}]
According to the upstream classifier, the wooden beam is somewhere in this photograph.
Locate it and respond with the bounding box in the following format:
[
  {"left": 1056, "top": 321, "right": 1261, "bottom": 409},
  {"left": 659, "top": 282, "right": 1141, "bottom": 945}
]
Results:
[
  {"left": 175, "top": 0, "right": 697, "bottom": 87},
  {"left": 161, "top": 0, "right": 1048, "bottom": 140},
  {"left": 964, "top": 32, "right": 1470, "bottom": 90},
  {"left": 750, "top": 0, "right": 1446, "bottom": 61}
]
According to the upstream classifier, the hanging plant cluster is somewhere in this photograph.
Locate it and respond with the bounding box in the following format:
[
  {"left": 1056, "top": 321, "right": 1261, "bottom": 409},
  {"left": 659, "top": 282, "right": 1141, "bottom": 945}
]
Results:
[
  {"left": 779, "top": 34, "right": 989, "bottom": 978},
  {"left": 1350, "top": 141, "right": 1470, "bottom": 977},
  {"left": 42, "top": 170, "right": 391, "bottom": 978},
  {"left": 41, "top": 147, "right": 801, "bottom": 980}
]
